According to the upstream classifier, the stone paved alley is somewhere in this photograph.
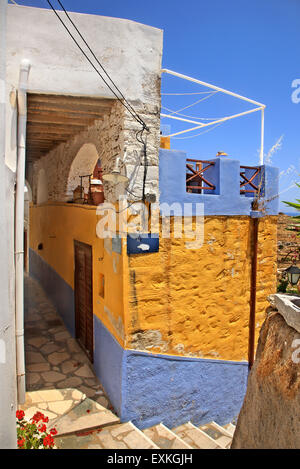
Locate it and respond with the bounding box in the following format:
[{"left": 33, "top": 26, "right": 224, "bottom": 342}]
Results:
[{"left": 24, "top": 275, "right": 113, "bottom": 411}]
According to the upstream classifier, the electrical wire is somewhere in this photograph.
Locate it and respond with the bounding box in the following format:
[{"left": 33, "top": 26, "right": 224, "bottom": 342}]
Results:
[
  {"left": 46, "top": 0, "right": 148, "bottom": 131},
  {"left": 164, "top": 91, "right": 218, "bottom": 118},
  {"left": 172, "top": 121, "right": 224, "bottom": 139},
  {"left": 46, "top": 0, "right": 151, "bottom": 210},
  {"left": 55, "top": 0, "right": 147, "bottom": 130},
  {"left": 161, "top": 105, "right": 224, "bottom": 121},
  {"left": 161, "top": 91, "right": 215, "bottom": 96},
  {"left": 135, "top": 127, "right": 148, "bottom": 201}
]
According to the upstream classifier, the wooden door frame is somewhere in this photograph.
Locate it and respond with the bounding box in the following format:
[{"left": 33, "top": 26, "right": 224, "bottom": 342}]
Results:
[{"left": 74, "top": 240, "right": 94, "bottom": 363}]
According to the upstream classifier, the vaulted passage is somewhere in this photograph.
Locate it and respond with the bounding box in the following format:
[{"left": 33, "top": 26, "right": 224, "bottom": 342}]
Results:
[{"left": 26, "top": 93, "right": 115, "bottom": 163}]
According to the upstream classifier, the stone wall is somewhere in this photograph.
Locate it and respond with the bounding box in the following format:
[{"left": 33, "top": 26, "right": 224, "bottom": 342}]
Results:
[
  {"left": 277, "top": 213, "right": 300, "bottom": 271},
  {"left": 31, "top": 99, "right": 160, "bottom": 204},
  {"left": 232, "top": 309, "right": 300, "bottom": 449}
]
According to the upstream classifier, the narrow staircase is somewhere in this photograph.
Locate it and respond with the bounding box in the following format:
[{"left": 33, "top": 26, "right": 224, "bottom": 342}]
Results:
[{"left": 20, "top": 389, "right": 236, "bottom": 449}]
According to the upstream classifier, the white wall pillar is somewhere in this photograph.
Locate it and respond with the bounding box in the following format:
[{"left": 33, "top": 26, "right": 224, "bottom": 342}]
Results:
[{"left": 0, "top": 0, "right": 17, "bottom": 449}]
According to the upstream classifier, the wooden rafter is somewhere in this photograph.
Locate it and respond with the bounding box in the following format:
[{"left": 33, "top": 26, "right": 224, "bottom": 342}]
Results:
[{"left": 26, "top": 93, "right": 115, "bottom": 162}]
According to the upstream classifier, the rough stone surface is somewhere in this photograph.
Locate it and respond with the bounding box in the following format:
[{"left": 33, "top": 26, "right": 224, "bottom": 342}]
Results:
[
  {"left": 269, "top": 293, "right": 300, "bottom": 333},
  {"left": 232, "top": 311, "right": 300, "bottom": 449},
  {"left": 51, "top": 398, "right": 120, "bottom": 437},
  {"left": 32, "top": 100, "right": 160, "bottom": 205}
]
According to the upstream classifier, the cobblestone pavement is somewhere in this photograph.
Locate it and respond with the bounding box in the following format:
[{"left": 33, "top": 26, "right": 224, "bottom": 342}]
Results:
[{"left": 24, "top": 275, "right": 113, "bottom": 411}]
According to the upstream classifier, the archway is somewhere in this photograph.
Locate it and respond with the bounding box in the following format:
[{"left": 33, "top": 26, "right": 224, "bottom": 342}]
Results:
[{"left": 66, "top": 143, "right": 101, "bottom": 200}]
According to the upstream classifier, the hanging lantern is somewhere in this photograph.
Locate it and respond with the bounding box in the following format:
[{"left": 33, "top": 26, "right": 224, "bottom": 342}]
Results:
[
  {"left": 102, "top": 156, "right": 129, "bottom": 185},
  {"left": 285, "top": 265, "right": 300, "bottom": 286}
]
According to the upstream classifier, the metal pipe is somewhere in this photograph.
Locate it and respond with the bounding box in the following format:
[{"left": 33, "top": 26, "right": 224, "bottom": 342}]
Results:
[
  {"left": 162, "top": 106, "right": 263, "bottom": 138},
  {"left": 161, "top": 68, "right": 266, "bottom": 108},
  {"left": 15, "top": 59, "right": 30, "bottom": 404},
  {"left": 248, "top": 217, "right": 259, "bottom": 369},
  {"left": 259, "top": 108, "right": 265, "bottom": 165}
]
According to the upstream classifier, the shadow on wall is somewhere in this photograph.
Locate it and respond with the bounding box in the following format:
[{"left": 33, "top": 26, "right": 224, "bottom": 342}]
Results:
[{"left": 36, "top": 168, "right": 48, "bottom": 204}]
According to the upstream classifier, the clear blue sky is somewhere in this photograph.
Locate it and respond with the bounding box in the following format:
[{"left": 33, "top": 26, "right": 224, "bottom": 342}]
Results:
[{"left": 12, "top": 0, "right": 300, "bottom": 212}]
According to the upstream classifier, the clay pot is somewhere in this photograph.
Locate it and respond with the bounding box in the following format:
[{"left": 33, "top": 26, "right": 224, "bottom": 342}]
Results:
[
  {"left": 73, "top": 185, "right": 84, "bottom": 204},
  {"left": 90, "top": 179, "right": 104, "bottom": 206}
]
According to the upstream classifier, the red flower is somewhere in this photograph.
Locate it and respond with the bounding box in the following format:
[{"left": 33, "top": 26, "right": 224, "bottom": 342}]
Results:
[
  {"left": 16, "top": 410, "right": 25, "bottom": 420},
  {"left": 50, "top": 428, "right": 57, "bottom": 436},
  {"left": 38, "top": 424, "right": 47, "bottom": 433},
  {"left": 31, "top": 411, "right": 45, "bottom": 423},
  {"left": 43, "top": 435, "right": 54, "bottom": 448},
  {"left": 17, "top": 438, "right": 25, "bottom": 448},
  {"left": 42, "top": 416, "right": 49, "bottom": 423}
]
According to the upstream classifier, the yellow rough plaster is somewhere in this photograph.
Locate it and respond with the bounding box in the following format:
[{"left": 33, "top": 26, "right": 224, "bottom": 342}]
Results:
[
  {"left": 30, "top": 204, "right": 277, "bottom": 362},
  {"left": 125, "top": 216, "right": 278, "bottom": 362},
  {"left": 29, "top": 203, "right": 125, "bottom": 347}
]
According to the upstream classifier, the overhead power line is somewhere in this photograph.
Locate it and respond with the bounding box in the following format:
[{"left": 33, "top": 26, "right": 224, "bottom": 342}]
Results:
[
  {"left": 46, "top": 0, "right": 150, "bottom": 202},
  {"left": 172, "top": 121, "right": 225, "bottom": 139},
  {"left": 46, "top": 0, "right": 148, "bottom": 131}
]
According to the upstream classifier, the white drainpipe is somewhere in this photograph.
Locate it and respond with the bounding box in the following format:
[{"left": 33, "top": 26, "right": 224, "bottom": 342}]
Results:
[{"left": 15, "top": 59, "right": 30, "bottom": 404}]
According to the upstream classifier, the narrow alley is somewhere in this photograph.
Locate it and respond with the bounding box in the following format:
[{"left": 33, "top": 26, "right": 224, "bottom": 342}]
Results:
[{"left": 24, "top": 275, "right": 112, "bottom": 411}]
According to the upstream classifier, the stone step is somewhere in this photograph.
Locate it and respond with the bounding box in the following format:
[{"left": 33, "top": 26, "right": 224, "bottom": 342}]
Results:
[
  {"left": 199, "top": 422, "right": 232, "bottom": 449},
  {"left": 51, "top": 397, "right": 120, "bottom": 437},
  {"left": 172, "top": 422, "right": 223, "bottom": 449},
  {"left": 143, "top": 423, "right": 193, "bottom": 449},
  {"left": 55, "top": 421, "right": 159, "bottom": 449},
  {"left": 96, "top": 422, "right": 159, "bottom": 449},
  {"left": 19, "top": 388, "right": 87, "bottom": 422},
  {"left": 223, "top": 422, "right": 236, "bottom": 438}
]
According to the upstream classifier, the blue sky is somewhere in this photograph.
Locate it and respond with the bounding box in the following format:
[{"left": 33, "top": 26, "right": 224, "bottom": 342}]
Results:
[{"left": 12, "top": 0, "right": 300, "bottom": 212}]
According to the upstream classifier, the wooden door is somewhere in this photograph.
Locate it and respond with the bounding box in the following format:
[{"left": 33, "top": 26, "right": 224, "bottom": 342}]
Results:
[{"left": 74, "top": 240, "right": 94, "bottom": 362}]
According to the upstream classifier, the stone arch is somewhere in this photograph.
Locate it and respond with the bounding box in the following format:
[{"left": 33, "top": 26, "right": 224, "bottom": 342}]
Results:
[
  {"left": 66, "top": 143, "right": 101, "bottom": 200},
  {"left": 36, "top": 168, "right": 48, "bottom": 204}
]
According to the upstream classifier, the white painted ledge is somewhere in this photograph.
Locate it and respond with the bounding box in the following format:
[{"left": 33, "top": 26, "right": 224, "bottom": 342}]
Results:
[{"left": 268, "top": 294, "right": 300, "bottom": 333}]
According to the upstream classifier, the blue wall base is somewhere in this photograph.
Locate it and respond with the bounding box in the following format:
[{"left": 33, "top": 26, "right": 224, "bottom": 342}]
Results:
[
  {"left": 93, "top": 316, "right": 248, "bottom": 429},
  {"left": 29, "top": 249, "right": 75, "bottom": 337},
  {"left": 28, "top": 253, "right": 249, "bottom": 429}
]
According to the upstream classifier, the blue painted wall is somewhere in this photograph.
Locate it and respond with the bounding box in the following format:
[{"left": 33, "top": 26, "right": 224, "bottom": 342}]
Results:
[
  {"left": 159, "top": 149, "right": 279, "bottom": 216},
  {"left": 28, "top": 255, "right": 249, "bottom": 429},
  {"left": 29, "top": 248, "right": 75, "bottom": 336},
  {"left": 93, "top": 318, "right": 248, "bottom": 429},
  {"left": 93, "top": 314, "right": 124, "bottom": 416},
  {"left": 122, "top": 351, "right": 248, "bottom": 429}
]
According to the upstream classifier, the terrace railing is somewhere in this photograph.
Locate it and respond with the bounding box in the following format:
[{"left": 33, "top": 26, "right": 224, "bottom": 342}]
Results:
[
  {"left": 240, "top": 165, "right": 262, "bottom": 196},
  {"left": 186, "top": 159, "right": 216, "bottom": 194}
]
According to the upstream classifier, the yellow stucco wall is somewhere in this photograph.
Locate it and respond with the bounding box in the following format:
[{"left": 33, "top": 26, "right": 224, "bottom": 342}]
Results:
[
  {"left": 125, "top": 216, "right": 278, "bottom": 362},
  {"left": 30, "top": 204, "right": 277, "bottom": 362},
  {"left": 29, "top": 203, "right": 125, "bottom": 346}
]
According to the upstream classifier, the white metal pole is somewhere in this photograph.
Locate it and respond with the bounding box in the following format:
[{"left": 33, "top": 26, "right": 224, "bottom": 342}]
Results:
[
  {"left": 15, "top": 59, "right": 30, "bottom": 405},
  {"left": 162, "top": 106, "right": 263, "bottom": 138},
  {"left": 259, "top": 108, "right": 265, "bottom": 165},
  {"left": 0, "top": 0, "right": 18, "bottom": 449},
  {"left": 161, "top": 69, "right": 266, "bottom": 108}
]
